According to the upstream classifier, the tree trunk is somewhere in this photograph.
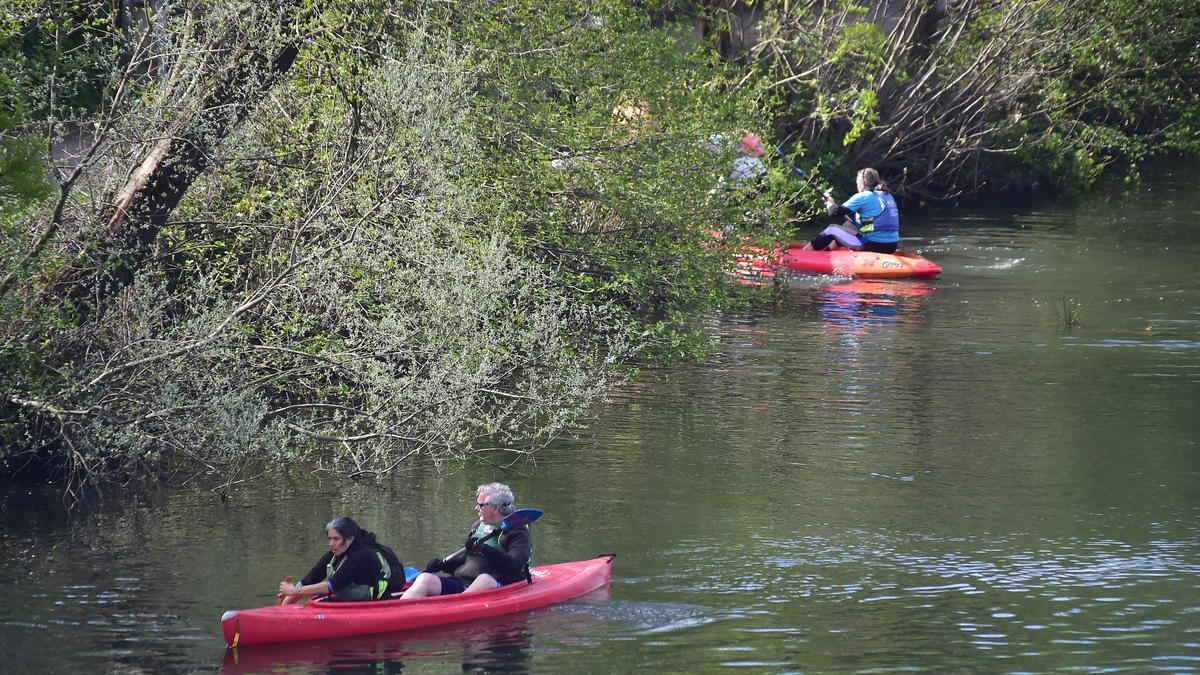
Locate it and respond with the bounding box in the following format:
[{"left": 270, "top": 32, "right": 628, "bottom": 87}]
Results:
[{"left": 73, "top": 7, "right": 306, "bottom": 318}]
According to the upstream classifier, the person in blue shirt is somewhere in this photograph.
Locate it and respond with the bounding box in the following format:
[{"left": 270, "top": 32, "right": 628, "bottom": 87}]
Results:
[{"left": 803, "top": 168, "right": 900, "bottom": 253}]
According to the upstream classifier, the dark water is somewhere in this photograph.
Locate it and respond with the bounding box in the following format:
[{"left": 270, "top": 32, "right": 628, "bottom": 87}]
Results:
[{"left": 2, "top": 165, "right": 1199, "bottom": 672}]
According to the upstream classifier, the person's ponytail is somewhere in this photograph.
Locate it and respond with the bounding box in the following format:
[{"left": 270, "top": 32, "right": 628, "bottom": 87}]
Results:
[{"left": 858, "top": 167, "right": 886, "bottom": 192}]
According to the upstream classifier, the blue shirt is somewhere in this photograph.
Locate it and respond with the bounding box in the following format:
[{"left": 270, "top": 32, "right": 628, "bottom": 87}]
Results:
[{"left": 842, "top": 190, "right": 899, "bottom": 244}]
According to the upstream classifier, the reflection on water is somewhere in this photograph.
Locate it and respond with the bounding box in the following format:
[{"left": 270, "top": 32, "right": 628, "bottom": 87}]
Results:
[
  {"left": 221, "top": 612, "right": 536, "bottom": 674},
  {"left": 817, "top": 279, "right": 935, "bottom": 330}
]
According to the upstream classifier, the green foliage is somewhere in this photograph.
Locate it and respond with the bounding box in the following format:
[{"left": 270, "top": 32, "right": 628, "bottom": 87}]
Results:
[
  {"left": 1000, "top": 0, "right": 1200, "bottom": 191},
  {"left": 751, "top": 0, "right": 1200, "bottom": 198},
  {"left": 0, "top": 0, "right": 117, "bottom": 224},
  {"left": 10, "top": 1, "right": 754, "bottom": 489},
  {"left": 0, "top": 0, "right": 116, "bottom": 123},
  {"left": 439, "top": 1, "right": 782, "bottom": 360},
  {"left": 0, "top": 135, "right": 51, "bottom": 220},
  {"left": 843, "top": 89, "right": 878, "bottom": 147},
  {"left": 6, "top": 0, "right": 1197, "bottom": 493},
  {"left": 1011, "top": 131, "right": 1103, "bottom": 194}
]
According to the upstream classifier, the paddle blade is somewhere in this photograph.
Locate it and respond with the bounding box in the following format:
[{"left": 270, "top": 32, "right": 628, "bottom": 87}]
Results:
[{"left": 500, "top": 508, "right": 543, "bottom": 530}]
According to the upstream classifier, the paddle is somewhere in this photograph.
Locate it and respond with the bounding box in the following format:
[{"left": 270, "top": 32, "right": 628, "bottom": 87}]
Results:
[
  {"left": 771, "top": 143, "right": 831, "bottom": 200},
  {"left": 442, "top": 508, "right": 543, "bottom": 560},
  {"left": 276, "top": 575, "right": 293, "bottom": 606},
  {"left": 770, "top": 144, "right": 859, "bottom": 251}
]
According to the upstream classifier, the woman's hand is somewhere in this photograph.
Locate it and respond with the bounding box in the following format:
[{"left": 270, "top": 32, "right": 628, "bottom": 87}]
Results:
[{"left": 277, "top": 579, "right": 303, "bottom": 606}]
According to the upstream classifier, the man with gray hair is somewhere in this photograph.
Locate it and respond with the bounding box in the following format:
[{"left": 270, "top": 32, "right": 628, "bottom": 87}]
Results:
[{"left": 401, "top": 482, "right": 533, "bottom": 598}]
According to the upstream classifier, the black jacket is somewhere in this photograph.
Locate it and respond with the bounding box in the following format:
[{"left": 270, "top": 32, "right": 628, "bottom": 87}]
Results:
[
  {"left": 444, "top": 523, "right": 533, "bottom": 585},
  {"left": 300, "top": 541, "right": 383, "bottom": 594}
]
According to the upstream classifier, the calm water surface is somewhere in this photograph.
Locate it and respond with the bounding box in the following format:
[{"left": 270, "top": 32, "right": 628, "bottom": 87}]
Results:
[{"left": 2, "top": 165, "right": 1199, "bottom": 672}]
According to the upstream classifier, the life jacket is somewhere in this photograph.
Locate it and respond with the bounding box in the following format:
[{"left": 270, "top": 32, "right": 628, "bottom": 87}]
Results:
[
  {"left": 325, "top": 544, "right": 401, "bottom": 601},
  {"left": 452, "top": 522, "right": 533, "bottom": 584},
  {"left": 856, "top": 191, "right": 899, "bottom": 240},
  {"left": 470, "top": 522, "right": 532, "bottom": 559},
  {"left": 465, "top": 522, "right": 506, "bottom": 557}
]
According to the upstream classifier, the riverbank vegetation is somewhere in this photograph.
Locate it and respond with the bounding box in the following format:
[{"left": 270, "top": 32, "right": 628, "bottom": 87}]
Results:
[
  {"left": 2, "top": 0, "right": 1196, "bottom": 495},
  {"left": 737, "top": 0, "right": 1200, "bottom": 197}
]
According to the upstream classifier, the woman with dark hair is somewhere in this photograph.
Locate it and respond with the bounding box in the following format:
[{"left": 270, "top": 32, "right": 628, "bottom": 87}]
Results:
[
  {"left": 278, "top": 517, "right": 404, "bottom": 603},
  {"left": 804, "top": 167, "right": 901, "bottom": 253}
]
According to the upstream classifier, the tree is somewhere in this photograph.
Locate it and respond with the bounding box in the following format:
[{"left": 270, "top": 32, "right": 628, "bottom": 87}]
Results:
[{"left": 443, "top": 0, "right": 783, "bottom": 357}]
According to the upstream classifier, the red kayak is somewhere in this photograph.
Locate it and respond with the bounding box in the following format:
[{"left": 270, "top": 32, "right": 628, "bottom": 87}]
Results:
[
  {"left": 221, "top": 555, "right": 614, "bottom": 647},
  {"left": 220, "top": 589, "right": 612, "bottom": 671}
]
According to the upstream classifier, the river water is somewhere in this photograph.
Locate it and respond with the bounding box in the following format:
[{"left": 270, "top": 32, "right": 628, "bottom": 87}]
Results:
[{"left": 2, "top": 164, "right": 1199, "bottom": 673}]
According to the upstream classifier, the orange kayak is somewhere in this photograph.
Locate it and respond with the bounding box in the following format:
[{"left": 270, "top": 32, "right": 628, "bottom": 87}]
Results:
[{"left": 779, "top": 244, "right": 942, "bottom": 279}]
